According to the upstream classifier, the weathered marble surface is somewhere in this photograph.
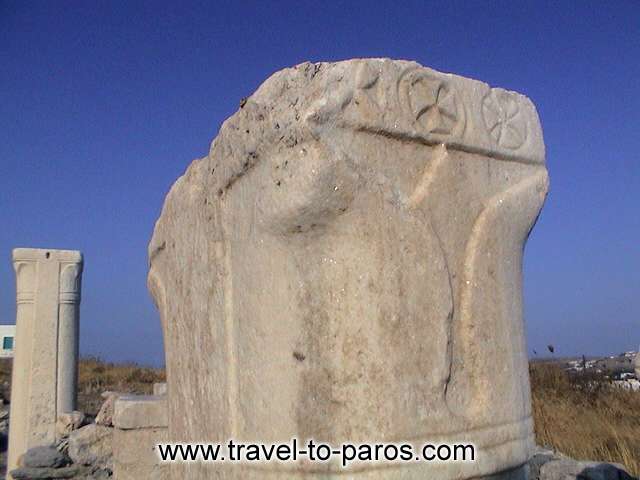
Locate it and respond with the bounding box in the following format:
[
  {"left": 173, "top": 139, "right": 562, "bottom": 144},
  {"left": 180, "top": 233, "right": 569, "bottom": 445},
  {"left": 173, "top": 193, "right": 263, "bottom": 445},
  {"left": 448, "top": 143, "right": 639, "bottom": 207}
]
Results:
[
  {"left": 113, "top": 395, "right": 168, "bottom": 430},
  {"left": 113, "top": 395, "right": 168, "bottom": 480},
  {"left": 148, "top": 58, "right": 549, "bottom": 479},
  {"left": 8, "top": 248, "right": 83, "bottom": 479}
]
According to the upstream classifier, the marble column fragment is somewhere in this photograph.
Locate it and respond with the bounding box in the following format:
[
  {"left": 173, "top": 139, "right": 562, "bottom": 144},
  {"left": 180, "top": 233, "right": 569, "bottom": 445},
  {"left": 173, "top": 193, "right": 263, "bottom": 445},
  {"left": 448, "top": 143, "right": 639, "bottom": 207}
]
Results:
[
  {"left": 7, "top": 248, "right": 83, "bottom": 478},
  {"left": 149, "top": 59, "right": 549, "bottom": 480}
]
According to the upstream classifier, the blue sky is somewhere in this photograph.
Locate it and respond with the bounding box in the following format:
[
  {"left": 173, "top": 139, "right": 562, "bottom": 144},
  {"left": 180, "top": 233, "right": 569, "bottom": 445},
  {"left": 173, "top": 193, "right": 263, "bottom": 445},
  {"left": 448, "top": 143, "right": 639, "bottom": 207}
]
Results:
[{"left": 1, "top": 1, "right": 638, "bottom": 366}]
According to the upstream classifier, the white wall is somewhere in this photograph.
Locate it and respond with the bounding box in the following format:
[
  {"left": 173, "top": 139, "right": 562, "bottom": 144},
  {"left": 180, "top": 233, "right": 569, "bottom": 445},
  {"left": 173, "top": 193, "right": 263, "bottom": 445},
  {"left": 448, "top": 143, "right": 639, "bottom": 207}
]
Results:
[{"left": 0, "top": 325, "right": 16, "bottom": 358}]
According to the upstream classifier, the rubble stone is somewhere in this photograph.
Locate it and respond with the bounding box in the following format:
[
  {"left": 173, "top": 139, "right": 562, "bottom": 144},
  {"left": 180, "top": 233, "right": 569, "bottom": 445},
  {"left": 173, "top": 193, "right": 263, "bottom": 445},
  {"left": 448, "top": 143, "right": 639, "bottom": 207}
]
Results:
[
  {"left": 94, "top": 393, "right": 121, "bottom": 427},
  {"left": 22, "top": 445, "right": 71, "bottom": 469},
  {"left": 67, "top": 425, "right": 113, "bottom": 470},
  {"left": 9, "top": 465, "right": 87, "bottom": 479},
  {"left": 56, "top": 412, "right": 86, "bottom": 439}
]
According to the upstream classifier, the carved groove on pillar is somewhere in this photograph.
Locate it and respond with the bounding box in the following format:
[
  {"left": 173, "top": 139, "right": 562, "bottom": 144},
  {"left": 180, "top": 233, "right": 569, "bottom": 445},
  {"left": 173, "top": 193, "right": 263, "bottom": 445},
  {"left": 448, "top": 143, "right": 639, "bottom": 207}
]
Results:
[
  {"left": 59, "top": 262, "right": 82, "bottom": 304},
  {"left": 15, "top": 261, "right": 36, "bottom": 304}
]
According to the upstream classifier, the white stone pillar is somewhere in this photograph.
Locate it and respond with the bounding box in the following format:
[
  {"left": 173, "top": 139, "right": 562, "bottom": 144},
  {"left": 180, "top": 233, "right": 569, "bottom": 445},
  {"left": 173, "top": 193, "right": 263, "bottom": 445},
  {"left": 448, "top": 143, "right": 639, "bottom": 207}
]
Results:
[{"left": 7, "top": 248, "right": 83, "bottom": 478}]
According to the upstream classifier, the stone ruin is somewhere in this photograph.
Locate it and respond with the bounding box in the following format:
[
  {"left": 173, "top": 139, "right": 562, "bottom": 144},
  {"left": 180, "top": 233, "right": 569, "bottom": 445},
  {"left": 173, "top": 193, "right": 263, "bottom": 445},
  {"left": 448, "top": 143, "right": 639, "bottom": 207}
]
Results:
[
  {"left": 148, "top": 58, "right": 549, "bottom": 479},
  {"left": 8, "top": 249, "right": 83, "bottom": 476},
  {"left": 3, "top": 60, "right": 637, "bottom": 480}
]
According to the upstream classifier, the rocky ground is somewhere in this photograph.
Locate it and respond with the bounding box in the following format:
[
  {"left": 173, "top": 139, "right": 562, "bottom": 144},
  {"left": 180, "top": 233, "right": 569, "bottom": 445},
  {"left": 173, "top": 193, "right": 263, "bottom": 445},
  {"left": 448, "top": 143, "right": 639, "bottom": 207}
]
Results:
[
  {"left": 8, "top": 394, "right": 118, "bottom": 479},
  {"left": 0, "top": 356, "right": 637, "bottom": 479},
  {"left": 0, "top": 358, "right": 164, "bottom": 479},
  {"left": 0, "top": 401, "right": 8, "bottom": 478},
  {"left": 7, "top": 442, "right": 638, "bottom": 480},
  {"left": 529, "top": 446, "right": 636, "bottom": 480}
]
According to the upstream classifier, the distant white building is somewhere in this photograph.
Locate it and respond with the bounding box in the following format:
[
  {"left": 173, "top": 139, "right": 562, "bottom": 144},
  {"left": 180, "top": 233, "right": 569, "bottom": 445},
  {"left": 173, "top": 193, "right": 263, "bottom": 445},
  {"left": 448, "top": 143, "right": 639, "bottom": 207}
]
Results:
[{"left": 0, "top": 325, "right": 16, "bottom": 358}]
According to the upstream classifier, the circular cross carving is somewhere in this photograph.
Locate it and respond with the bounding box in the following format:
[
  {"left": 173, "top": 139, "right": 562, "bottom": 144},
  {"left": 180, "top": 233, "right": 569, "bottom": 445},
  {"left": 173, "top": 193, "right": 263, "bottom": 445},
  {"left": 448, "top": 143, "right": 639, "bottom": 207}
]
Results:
[
  {"left": 398, "top": 68, "right": 465, "bottom": 137},
  {"left": 482, "top": 89, "right": 528, "bottom": 149}
]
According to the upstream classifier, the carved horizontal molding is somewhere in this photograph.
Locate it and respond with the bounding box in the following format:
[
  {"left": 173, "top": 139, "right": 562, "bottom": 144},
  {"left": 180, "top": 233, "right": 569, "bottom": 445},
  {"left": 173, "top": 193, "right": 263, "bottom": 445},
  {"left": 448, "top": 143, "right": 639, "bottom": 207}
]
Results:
[
  {"left": 16, "top": 292, "right": 35, "bottom": 305},
  {"left": 12, "top": 249, "right": 83, "bottom": 304},
  {"left": 58, "top": 293, "right": 81, "bottom": 304},
  {"left": 308, "top": 61, "right": 545, "bottom": 165}
]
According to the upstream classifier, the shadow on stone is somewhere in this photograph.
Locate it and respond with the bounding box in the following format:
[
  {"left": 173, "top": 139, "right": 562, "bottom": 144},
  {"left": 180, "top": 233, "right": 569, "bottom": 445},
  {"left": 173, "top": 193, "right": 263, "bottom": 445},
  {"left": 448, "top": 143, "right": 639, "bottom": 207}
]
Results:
[
  {"left": 533, "top": 453, "right": 637, "bottom": 480},
  {"left": 577, "top": 464, "right": 636, "bottom": 480}
]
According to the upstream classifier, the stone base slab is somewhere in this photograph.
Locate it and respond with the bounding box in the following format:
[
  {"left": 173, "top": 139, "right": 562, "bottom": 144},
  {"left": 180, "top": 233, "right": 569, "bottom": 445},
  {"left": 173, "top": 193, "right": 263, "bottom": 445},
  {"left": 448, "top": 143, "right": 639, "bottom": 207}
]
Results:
[{"left": 113, "top": 395, "right": 168, "bottom": 480}]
